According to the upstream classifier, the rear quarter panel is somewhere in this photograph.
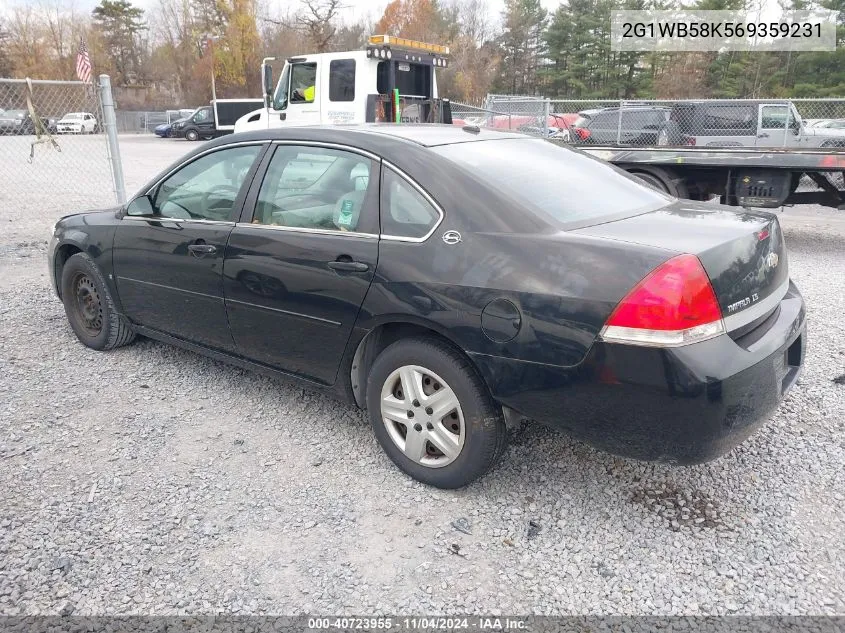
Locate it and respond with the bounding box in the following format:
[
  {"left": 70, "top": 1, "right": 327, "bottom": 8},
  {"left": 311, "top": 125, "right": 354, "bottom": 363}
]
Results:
[{"left": 360, "top": 231, "right": 672, "bottom": 368}]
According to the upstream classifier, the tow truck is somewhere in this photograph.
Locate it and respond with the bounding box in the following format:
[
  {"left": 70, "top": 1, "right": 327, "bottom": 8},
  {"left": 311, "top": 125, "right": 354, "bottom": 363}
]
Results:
[{"left": 234, "top": 35, "right": 453, "bottom": 133}]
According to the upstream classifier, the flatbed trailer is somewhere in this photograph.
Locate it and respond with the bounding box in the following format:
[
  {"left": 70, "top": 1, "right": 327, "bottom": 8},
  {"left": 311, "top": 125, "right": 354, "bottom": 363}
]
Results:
[{"left": 579, "top": 146, "right": 845, "bottom": 210}]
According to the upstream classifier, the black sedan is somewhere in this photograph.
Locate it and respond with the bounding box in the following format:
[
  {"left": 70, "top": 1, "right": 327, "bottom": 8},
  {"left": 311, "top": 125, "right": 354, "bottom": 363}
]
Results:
[{"left": 48, "top": 125, "right": 806, "bottom": 488}]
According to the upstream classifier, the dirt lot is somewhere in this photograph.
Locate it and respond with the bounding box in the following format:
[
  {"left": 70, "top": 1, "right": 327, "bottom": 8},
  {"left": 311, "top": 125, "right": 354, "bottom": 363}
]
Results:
[{"left": 0, "top": 134, "right": 844, "bottom": 616}]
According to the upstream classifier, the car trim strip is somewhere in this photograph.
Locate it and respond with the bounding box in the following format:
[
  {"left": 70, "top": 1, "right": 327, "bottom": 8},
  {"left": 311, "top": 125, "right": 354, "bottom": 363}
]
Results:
[
  {"left": 121, "top": 217, "right": 236, "bottom": 226},
  {"left": 379, "top": 161, "right": 445, "bottom": 244},
  {"left": 722, "top": 278, "right": 789, "bottom": 333},
  {"left": 225, "top": 298, "right": 342, "bottom": 326},
  {"left": 233, "top": 223, "right": 379, "bottom": 239},
  {"left": 270, "top": 140, "right": 381, "bottom": 162},
  {"left": 116, "top": 276, "right": 222, "bottom": 301}
]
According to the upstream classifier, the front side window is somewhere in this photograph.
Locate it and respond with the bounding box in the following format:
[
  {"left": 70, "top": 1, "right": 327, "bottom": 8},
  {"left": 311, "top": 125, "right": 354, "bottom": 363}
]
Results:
[
  {"left": 380, "top": 169, "right": 441, "bottom": 239},
  {"left": 761, "top": 105, "right": 788, "bottom": 129},
  {"left": 252, "top": 145, "right": 376, "bottom": 233},
  {"left": 329, "top": 59, "right": 355, "bottom": 102},
  {"left": 193, "top": 108, "right": 211, "bottom": 123},
  {"left": 290, "top": 63, "right": 317, "bottom": 104},
  {"left": 145, "top": 145, "right": 260, "bottom": 221}
]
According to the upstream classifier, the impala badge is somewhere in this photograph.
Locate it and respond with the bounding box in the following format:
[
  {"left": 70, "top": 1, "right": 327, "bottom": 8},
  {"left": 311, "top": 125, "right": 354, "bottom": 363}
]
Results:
[
  {"left": 442, "top": 230, "right": 462, "bottom": 245},
  {"left": 765, "top": 252, "right": 779, "bottom": 269}
]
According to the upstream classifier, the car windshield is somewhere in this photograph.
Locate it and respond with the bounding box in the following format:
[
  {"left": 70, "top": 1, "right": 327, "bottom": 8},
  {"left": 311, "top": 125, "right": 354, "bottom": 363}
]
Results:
[
  {"left": 433, "top": 139, "right": 672, "bottom": 225},
  {"left": 66, "top": 113, "right": 84, "bottom": 119}
]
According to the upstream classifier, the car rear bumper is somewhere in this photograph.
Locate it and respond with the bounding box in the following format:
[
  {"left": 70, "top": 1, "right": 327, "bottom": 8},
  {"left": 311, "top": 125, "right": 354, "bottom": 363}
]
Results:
[{"left": 469, "top": 281, "right": 806, "bottom": 464}]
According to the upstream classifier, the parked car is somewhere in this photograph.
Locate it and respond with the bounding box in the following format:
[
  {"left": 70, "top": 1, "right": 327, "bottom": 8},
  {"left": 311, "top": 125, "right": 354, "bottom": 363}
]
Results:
[
  {"left": 0, "top": 109, "right": 55, "bottom": 135},
  {"left": 172, "top": 100, "right": 262, "bottom": 141},
  {"left": 154, "top": 109, "right": 195, "bottom": 138},
  {"left": 571, "top": 106, "right": 671, "bottom": 145},
  {"left": 658, "top": 101, "right": 845, "bottom": 148},
  {"left": 48, "top": 125, "right": 805, "bottom": 488},
  {"left": 812, "top": 119, "right": 845, "bottom": 130},
  {"left": 57, "top": 112, "right": 99, "bottom": 134}
]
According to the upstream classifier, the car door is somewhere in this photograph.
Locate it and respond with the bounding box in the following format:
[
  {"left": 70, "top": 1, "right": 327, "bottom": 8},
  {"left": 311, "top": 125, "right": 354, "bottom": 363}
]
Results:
[
  {"left": 757, "top": 104, "right": 790, "bottom": 147},
  {"left": 223, "top": 142, "right": 379, "bottom": 384},
  {"left": 113, "top": 142, "right": 266, "bottom": 351}
]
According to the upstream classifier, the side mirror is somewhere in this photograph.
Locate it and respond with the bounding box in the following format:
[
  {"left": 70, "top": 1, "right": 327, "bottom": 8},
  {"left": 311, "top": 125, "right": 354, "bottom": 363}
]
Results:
[
  {"left": 126, "top": 195, "right": 154, "bottom": 217},
  {"left": 262, "top": 63, "right": 274, "bottom": 106}
]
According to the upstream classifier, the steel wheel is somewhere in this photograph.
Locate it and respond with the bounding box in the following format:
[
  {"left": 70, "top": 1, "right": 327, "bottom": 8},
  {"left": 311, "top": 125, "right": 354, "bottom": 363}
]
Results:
[
  {"left": 380, "top": 365, "right": 465, "bottom": 468},
  {"left": 70, "top": 271, "right": 103, "bottom": 336}
]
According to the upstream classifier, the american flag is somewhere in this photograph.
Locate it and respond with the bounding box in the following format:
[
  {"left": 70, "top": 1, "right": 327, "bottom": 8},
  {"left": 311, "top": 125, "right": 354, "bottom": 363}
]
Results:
[{"left": 76, "top": 37, "right": 92, "bottom": 84}]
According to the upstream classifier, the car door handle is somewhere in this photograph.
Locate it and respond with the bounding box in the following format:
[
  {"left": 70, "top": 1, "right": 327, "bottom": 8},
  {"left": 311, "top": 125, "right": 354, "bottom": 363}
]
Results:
[
  {"left": 188, "top": 243, "right": 217, "bottom": 256},
  {"left": 758, "top": 133, "right": 770, "bottom": 138},
  {"left": 327, "top": 260, "right": 369, "bottom": 272}
]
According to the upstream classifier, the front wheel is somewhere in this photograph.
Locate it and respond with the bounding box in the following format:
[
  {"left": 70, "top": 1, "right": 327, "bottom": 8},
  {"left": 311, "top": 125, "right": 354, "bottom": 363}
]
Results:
[
  {"left": 185, "top": 129, "right": 199, "bottom": 141},
  {"left": 366, "top": 337, "right": 507, "bottom": 488},
  {"left": 60, "top": 253, "right": 136, "bottom": 351}
]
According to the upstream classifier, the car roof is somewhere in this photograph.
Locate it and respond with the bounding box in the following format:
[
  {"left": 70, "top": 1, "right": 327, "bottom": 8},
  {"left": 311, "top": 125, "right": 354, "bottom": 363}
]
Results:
[{"left": 219, "top": 123, "right": 531, "bottom": 150}]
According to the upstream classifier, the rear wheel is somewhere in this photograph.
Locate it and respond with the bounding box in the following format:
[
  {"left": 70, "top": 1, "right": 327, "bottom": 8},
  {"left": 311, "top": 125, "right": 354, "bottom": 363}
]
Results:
[
  {"left": 185, "top": 129, "right": 199, "bottom": 141},
  {"left": 629, "top": 167, "right": 689, "bottom": 199},
  {"left": 60, "top": 253, "right": 136, "bottom": 351},
  {"left": 366, "top": 337, "right": 507, "bottom": 488}
]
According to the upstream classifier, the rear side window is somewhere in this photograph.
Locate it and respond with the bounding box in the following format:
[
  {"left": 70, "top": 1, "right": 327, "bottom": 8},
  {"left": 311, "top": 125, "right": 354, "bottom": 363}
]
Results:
[
  {"left": 702, "top": 105, "right": 755, "bottom": 132},
  {"left": 433, "top": 139, "right": 671, "bottom": 226},
  {"left": 329, "top": 59, "right": 355, "bottom": 102},
  {"left": 380, "top": 169, "right": 441, "bottom": 239}
]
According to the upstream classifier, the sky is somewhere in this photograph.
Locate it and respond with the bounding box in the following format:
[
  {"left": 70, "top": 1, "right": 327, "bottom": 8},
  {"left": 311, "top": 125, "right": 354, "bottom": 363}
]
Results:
[{"left": 2, "top": 0, "right": 566, "bottom": 24}]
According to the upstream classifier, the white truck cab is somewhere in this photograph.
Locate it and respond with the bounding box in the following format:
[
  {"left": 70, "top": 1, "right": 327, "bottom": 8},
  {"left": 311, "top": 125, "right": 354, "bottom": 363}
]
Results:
[{"left": 234, "top": 35, "right": 453, "bottom": 133}]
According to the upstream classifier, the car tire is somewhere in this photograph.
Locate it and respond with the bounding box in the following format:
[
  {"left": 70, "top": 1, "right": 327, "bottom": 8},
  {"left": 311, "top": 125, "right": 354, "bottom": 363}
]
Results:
[
  {"left": 185, "top": 129, "right": 199, "bottom": 141},
  {"left": 60, "top": 252, "right": 136, "bottom": 351},
  {"left": 657, "top": 121, "right": 683, "bottom": 146},
  {"left": 366, "top": 336, "right": 507, "bottom": 489}
]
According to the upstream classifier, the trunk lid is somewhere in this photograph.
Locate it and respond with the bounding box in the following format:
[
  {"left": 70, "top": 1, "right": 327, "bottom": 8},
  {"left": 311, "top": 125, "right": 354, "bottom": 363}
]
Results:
[{"left": 572, "top": 200, "right": 789, "bottom": 331}]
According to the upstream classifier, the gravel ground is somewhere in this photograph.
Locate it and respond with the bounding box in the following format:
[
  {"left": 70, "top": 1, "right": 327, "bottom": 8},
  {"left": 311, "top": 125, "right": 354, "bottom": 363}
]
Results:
[{"left": 1, "top": 135, "right": 844, "bottom": 616}]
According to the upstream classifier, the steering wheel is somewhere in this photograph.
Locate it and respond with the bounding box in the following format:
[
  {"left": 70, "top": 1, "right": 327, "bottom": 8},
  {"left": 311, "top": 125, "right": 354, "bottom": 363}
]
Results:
[{"left": 201, "top": 184, "right": 240, "bottom": 219}]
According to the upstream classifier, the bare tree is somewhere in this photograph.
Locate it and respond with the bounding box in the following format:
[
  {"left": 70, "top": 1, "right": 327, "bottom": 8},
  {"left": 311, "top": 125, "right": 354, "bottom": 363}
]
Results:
[{"left": 264, "top": 0, "right": 343, "bottom": 53}]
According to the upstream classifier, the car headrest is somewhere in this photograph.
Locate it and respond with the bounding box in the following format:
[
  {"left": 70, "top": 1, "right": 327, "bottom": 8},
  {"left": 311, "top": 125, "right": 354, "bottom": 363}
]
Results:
[{"left": 333, "top": 190, "right": 366, "bottom": 231}]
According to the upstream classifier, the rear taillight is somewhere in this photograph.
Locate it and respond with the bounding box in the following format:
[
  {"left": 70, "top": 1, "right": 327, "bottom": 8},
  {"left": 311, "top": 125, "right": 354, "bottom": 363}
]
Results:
[
  {"left": 600, "top": 254, "right": 725, "bottom": 347},
  {"left": 684, "top": 136, "right": 696, "bottom": 146},
  {"left": 573, "top": 127, "right": 591, "bottom": 141}
]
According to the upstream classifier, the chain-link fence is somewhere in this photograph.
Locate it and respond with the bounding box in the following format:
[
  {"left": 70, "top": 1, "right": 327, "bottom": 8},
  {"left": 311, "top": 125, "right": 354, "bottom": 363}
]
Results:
[
  {"left": 0, "top": 77, "right": 125, "bottom": 213},
  {"left": 113, "top": 109, "right": 197, "bottom": 134},
  {"left": 453, "top": 96, "right": 845, "bottom": 150}
]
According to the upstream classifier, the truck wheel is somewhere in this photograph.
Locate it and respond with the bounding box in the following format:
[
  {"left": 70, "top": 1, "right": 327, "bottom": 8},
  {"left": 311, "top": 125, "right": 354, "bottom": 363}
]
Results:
[
  {"left": 629, "top": 167, "right": 689, "bottom": 199},
  {"left": 185, "top": 129, "right": 199, "bottom": 141},
  {"left": 366, "top": 336, "right": 507, "bottom": 489},
  {"left": 657, "top": 121, "right": 682, "bottom": 146}
]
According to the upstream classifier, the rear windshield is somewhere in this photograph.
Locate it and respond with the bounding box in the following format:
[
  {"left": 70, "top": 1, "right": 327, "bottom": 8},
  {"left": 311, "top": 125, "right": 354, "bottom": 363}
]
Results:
[{"left": 432, "top": 139, "right": 671, "bottom": 225}]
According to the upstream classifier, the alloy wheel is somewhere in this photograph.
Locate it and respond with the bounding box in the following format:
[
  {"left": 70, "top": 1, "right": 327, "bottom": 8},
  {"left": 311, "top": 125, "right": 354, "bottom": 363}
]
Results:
[{"left": 380, "top": 365, "right": 465, "bottom": 468}]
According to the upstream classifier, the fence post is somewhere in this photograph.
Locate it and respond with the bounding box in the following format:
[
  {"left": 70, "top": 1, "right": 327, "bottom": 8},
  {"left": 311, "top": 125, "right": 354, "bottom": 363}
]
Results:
[
  {"left": 98, "top": 74, "right": 126, "bottom": 204},
  {"left": 617, "top": 99, "right": 624, "bottom": 145},
  {"left": 543, "top": 98, "right": 550, "bottom": 137}
]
